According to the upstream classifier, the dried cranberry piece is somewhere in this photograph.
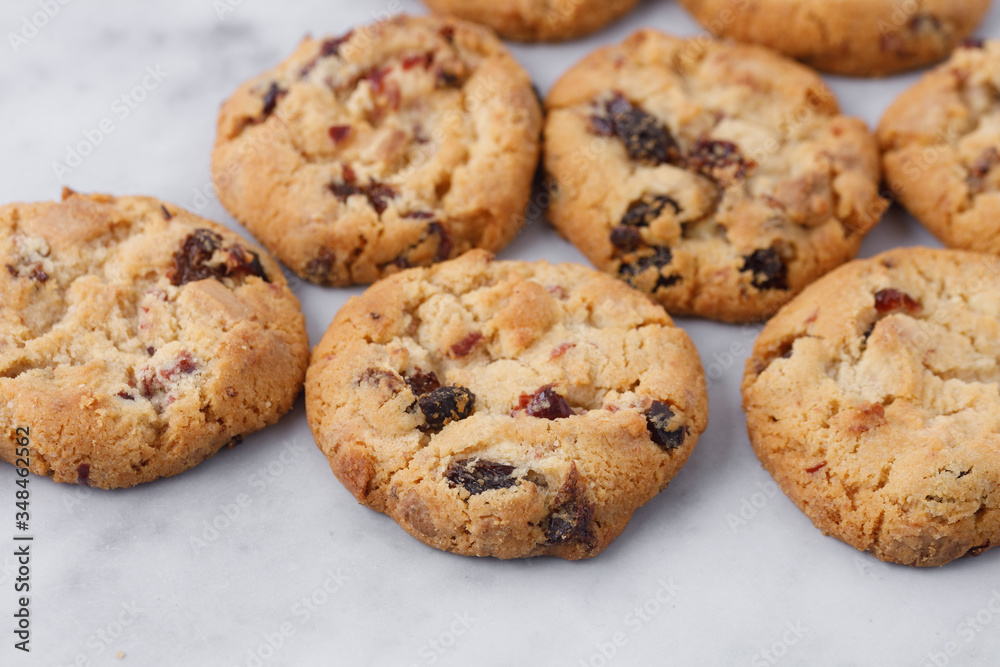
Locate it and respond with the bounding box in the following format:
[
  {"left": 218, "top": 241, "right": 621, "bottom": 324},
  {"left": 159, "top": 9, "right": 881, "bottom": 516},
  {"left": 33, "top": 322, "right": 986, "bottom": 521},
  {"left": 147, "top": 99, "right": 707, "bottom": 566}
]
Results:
[
  {"left": 687, "top": 139, "right": 754, "bottom": 181},
  {"left": 29, "top": 266, "right": 49, "bottom": 282},
  {"left": 597, "top": 94, "right": 679, "bottom": 165},
  {"left": 419, "top": 386, "right": 476, "bottom": 432},
  {"left": 645, "top": 401, "right": 686, "bottom": 450},
  {"left": 621, "top": 194, "right": 681, "bottom": 228},
  {"left": 161, "top": 351, "right": 197, "bottom": 381},
  {"left": 170, "top": 229, "right": 269, "bottom": 286},
  {"left": 741, "top": 249, "right": 788, "bottom": 290},
  {"left": 261, "top": 82, "right": 285, "bottom": 119},
  {"left": 523, "top": 386, "right": 574, "bottom": 420},
  {"left": 874, "top": 288, "right": 921, "bottom": 314},
  {"left": 610, "top": 225, "right": 643, "bottom": 252},
  {"left": 359, "top": 368, "right": 404, "bottom": 392},
  {"left": 450, "top": 332, "right": 483, "bottom": 358},
  {"left": 321, "top": 31, "right": 354, "bottom": 57},
  {"left": 117, "top": 391, "right": 134, "bottom": 401},
  {"left": 329, "top": 179, "right": 398, "bottom": 215},
  {"left": 445, "top": 459, "right": 518, "bottom": 495},
  {"left": 429, "top": 222, "right": 453, "bottom": 262},
  {"left": 329, "top": 125, "right": 351, "bottom": 143},
  {"left": 402, "top": 52, "right": 434, "bottom": 70},
  {"left": 545, "top": 464, "right": 595, "bottom": 547},
  {"left": 407, "top": 370, "right": 441, "bottom": 396},
  {"left": 5, "top": 264, "right": 17, "bottom": 277},
  {"left": 77, "top": 463, "right": 91, "bottom": 487}
]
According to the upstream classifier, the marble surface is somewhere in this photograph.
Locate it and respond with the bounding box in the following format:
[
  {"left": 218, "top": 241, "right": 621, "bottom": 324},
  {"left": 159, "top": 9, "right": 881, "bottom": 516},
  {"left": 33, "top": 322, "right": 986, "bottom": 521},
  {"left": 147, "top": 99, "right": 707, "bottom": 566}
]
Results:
[{"left": 2, "top": 1, "right": 1000, "bottom": 665}]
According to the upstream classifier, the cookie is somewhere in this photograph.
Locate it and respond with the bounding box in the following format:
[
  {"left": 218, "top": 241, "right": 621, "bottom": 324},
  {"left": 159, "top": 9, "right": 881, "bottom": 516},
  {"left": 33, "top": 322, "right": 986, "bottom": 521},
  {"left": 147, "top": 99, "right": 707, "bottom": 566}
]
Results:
[
  {"left": 679, "top": 0, "right": 991, "bottom": 76},
  {"left": 212, "top": 15, "right": 542, "bottom": 286},
  {"left": 305, "top": 250, "right": 707, "bottom": 559},
  {"left": 0, "top": 190, "right": 310, "bottom": 489},
  {"left": 543, "top": 31, "right": 887, "bottom": 323},
  {"left": 878, "top": 40, "right": 1000, "bottom": 256},
  {"left": 421, "top": 0, "right": 639, "bottom": 42},
  {"left": 742, "top": 248, "right": 1000, "bottom": 567}
]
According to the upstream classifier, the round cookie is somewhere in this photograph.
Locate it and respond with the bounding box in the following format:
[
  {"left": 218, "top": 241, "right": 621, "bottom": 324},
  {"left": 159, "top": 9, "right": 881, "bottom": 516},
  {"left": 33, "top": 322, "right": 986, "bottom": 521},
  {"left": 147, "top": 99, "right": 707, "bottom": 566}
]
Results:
[
  {"left": 0, "top": 190, "right": 310, "bottom": 489},
  {"left": 306, "top": 250, "right": 708, "bottom": 559},
  {"left": 212, "top": 15, "right": 542, "bottom": 286},
  {"left": 679, "top": 0, "right": 991, "bottom": 76},
  {"left": 742, "top": 248, "right": 1000, "bottom": 567},
  {"left": 421, "top": 0, "right": 639, "bottom": 42},
  {"left": 879, "top": 40, "right": 1000, "bottom": 256},
  {"left": 543, "top": 31, "right": 887, "bottom": 323}
]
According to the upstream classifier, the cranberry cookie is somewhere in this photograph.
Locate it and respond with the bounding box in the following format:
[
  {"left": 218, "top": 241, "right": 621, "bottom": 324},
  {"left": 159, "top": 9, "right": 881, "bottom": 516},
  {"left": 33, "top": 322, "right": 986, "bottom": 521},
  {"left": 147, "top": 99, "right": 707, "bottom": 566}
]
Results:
[
  {"left": 743, "top": 248, "right": 1000, "bottom": 566},
  {"left": 544, "top": 31, "right": 887, "bottom": 323},
  {"left": 212, "top": 15, "right": 542, "bottom": 286},
  {"left": 0, "top": 190, "right": 309, "bottom": 489},
  {"left": 305, "top": 250, "right": 708, "bottom": 559},
  {"left": 421, "top": 0, "right": 640, "bottom": 42}
]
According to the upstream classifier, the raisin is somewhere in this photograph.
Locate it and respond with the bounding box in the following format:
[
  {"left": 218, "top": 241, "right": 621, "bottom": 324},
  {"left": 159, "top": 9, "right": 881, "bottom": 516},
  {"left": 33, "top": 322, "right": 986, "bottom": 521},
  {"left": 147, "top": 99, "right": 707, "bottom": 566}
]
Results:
[
  {"left": 645, "top": 401, "right": 687, "bottom": 450},
  {"left": 741, "top": 248, "right": 789, "bottom": 290},
  {"left": 445, "top": 458, "right": 518, "bottom": 495},
  {"left": 874, "top": 288, "right": 921, "bottom": 314},
  {"left": 306, "top": 248, "right": 335, "bottom": 282},
  {"left": 419, "top": 386, "right": 476, "bottom": 432},
  {"left": 545, "top": 464, "right": 595, "bottom": 547},
  {"left": 170, "top": 229, "right": 268, "bottom": 286},
  {"left": 404, "top": 211, "right": 435, "bottom": 220},
  {"left": 29, "top": 266, "right": 48, "bottom": 282},
  {"left": 621, "top": 194, "right": 681, "bottom": 228},
  {"left": 321, "top": 31, "right": 354, "bottom": 57},
  {"left": 261, "top": 82, "right": 285, "bottom": 119},
  {"left": 407, "top": 369, "right": 441, "bottom": 396},
  {"left": 429, "top": 222, "right": 453, "bottom": 262},
  {"left": 450, "top": 332, "right": 483, "bottom": 358},
  {"left": 5, "top": 265, "right": 17, "bottom": 277},
  {"left": 117, "top": 391, "right": 134, "bottom": 401},
  {"left": 329, "top": 125, "right": 352, "bottom": 143},
  {"left": 962, "top": 38, "right": 986, "bottom": 49},
  {"left": 160, "top": 205, "right": 173, "bottom": 220},
  {"left": 329, "top": 179, "right": 398, "bottom": 215},
  {"left": 439, "top": 26, "right": 455, "bottom": 43},
  {"left": 77, "top": 463, "right": 91, "bottom": 487},
  {"left": 522, "top": 386, "right": 574, "bottom": 420},
  {"left": 619, "top": 246, "right": 680, "bottom": 290},
  {"left": 597, "top": 94, "right": 679, "bottom": 165},
  {"left": 687, "top": 139, "right": 754, "bottom": 181},
  {"left": 610, "top": 225, "right": 643, "bottom": 252}
]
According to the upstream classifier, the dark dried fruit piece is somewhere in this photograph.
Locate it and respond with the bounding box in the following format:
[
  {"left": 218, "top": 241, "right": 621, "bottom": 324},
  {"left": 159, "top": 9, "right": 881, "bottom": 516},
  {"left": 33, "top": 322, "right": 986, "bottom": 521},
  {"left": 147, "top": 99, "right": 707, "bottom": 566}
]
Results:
[
  {"left": 610, "top": 225, "right": 642, "bottom": 252},
  {"left": 321, "top": 31, "right": 354, "bottom": 57},
  {"left": 545, "top": 463, "right": 596, "bottom": 547},
  {"left": 645, "top": 401, "right": 686, "bottom": 450},
  {"left": 305, "top": 248, "right": 335, "bottom": 282},
  {"left": 329, "top": 179, "right": 398, "bottom": 215},
  {"left": 77, "top": 463, "right": 91, "bottom": 487},
  {"left": 962, "top": 38, "right": 986, "bottom": 49},
  {"left": 419, "top": 386, "right": 476, "bottom": 432},
  {"left": 5, "top": 264, "right": 17, "bottom": 277},
  {"left": 402, "top": 52, "right": 434, "bottom": 70},
  {"left": 874, "top": 288, "right": 921, "bottom": 314},
  {"left": 261, "top": 82, "right": 285, "bottom": 119},
  {"left": 450, "top": 332, "right": 483, "bottom": 358},
  {"left": 686, "top": 139, "right": 754, "bottom": 182},
  {"left": 329, "top": 125, "right": 351, "bottom": 143},
  {"left": 406, "top": 369, "right": 441, "bottom": 396},
  {"left": 741, "top": 248, "right": 789, "bottom": 290},
  {"left": 359, "top": 368, "right": 405, "bottom": 392},
  {"left": 522, "top": 386, "right": 574, "bottom": 420},
  {"left": 621, "top": 194, "right": 681, "bottom": 228},
  {"left": 445, "top": 458, "right": 518, "bottom": 495},
  {"left": 968, "top": 147, "right": 1000, "bottom": 193},
  {"left": 619, "top": 246, "right": 681, "bottom": 290},
  {"left": 161, "top": 352, "right": 197, "bottom": 381},
  {"left": 595, "top": 94, "right": 680, "bottom": 165},
  {"left": 117, "top": 391, "right": 134, "bottom": 401},
  {"left": 429, "top": 222, "right": 453, "bottom": 262},
  {"left": 170, "top": 228, "right": 269, "bottom": 286},
  {"left": 160, "top": 205, "right": 173, "bottom": 220}
]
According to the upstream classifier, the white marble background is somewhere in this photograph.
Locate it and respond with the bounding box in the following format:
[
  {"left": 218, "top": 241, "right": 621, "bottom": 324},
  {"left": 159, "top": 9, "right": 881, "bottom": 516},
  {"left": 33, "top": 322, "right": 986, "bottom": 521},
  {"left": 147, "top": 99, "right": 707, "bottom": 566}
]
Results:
[{"left": 1, "top": 1, "right": 999, "bottom": 665}]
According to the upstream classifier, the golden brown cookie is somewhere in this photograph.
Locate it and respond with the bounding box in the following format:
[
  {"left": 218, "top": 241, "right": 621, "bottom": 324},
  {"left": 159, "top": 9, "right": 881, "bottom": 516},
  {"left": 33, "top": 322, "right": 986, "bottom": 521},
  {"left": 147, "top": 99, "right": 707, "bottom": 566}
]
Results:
[
  {"left": 0, "top": 190, "right": 309, "bottom": 489},
  {"left": 212, "top": 15, "right": 542, "bottom": 286},
  {"left": 544, "top": 30, "right": 887, "bottom": 323},
  {"left": 742, "top": 247, "right": 1000, "bottom": 567},
  {"left": 421, "top": 0, "right": 640, "bottom": 42},
  {"left": 879, "top": 40, "right": 1000, "bottom": 256},
  {"left": 306, "top": 250, "right": 708, "bottom": 559},
  {"left": 679, "top": 0, "right": 991, "bottom": 76}
]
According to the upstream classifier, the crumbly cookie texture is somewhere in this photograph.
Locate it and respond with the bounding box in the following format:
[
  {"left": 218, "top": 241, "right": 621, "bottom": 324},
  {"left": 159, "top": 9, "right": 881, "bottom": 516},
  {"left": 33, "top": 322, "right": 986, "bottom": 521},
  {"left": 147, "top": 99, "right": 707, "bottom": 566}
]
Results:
[
  {"left": 421, "top": 0, "right": 639, "bottom": 42},
  {"left": 679, "top": 0, "right": 990, "bottom": 76},
  {"left": 544, "top": 31, "right": 887, "bottom": 323},
  {"left": 0, "top": 190, "right": 310, "bottom": 489},
  {"left": 212, "top": 15, "right": 542, "bottom": 286},
  {"left": 306, "top": 250, "right": 708, "bottom": 559},
  {"left": 742, "top": 248, "right": 1000, "bottom": 567},
  {"left": 879, "top": 40, "right": 1000, "bottom": 256}
]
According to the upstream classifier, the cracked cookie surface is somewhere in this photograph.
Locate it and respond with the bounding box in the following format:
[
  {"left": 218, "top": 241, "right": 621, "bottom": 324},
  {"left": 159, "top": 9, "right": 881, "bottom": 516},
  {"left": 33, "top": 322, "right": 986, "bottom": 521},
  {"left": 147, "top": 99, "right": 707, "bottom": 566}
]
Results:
[
  {"left": 742, "top": 248, "right": 1000, "bottom": 566},
  {"left": 543, "top": 31, "right": 887, "bottom": 323},
  {"left": 0, "top": 190, "right": 310, "bottom": 489},
  {"left": 679, "top": 0, "right": 990, "bottom": 76},
  {"left": 421, "top": 0, "right": 639, "bottom": 42},
  {"left": 212, "top": 14, "right": 542, "bottom": 286},
  {"left": 879, "top": 40, "right": 1000, "bottom": 256},
  {"left": 305, "top": 250, "right": 708, "bottom": 559}
]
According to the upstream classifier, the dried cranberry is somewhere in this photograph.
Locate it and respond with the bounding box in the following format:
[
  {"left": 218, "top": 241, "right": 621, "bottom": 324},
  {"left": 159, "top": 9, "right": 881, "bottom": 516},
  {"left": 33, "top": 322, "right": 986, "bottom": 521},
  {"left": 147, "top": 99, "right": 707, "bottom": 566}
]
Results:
[
  {"left": 402, "top": 52, "right": 434, "bottom": 70},
  {"left": 610, "top": 225, "right": 643, "bottom": 252},
  {"left": 329, "top": 125, "right": 351, "bottom": 143},
  {"left": 161, "top": 352, "right": 197, "bottom": 381},
  {"left": 450, "top": 332, "right": 483, "bottom": 358},
  {"left": 439, "top": 26, "right": 455, "bottom": 43},
  {"left": 359, "top": 368, "right": 404, "bottom": 392},
  {"left": 545, "top": 464, "right": 595, "bottom": 547},
  {"left": 5, "top": 264, "right": 17, "bottom": 277},
  {"left": 29, "top": 266, "right": 48, "bottom": 282},
  {"left": 321, "top": 31, "right": 354, "bottom": 57},
  {"left": 874, "top": 288, "right": 921, "bottom": 314},
  {"left": 621, "top": 194, "right": 681, "bottom": 227},
  {"left": 170, "top": 229, "right": 269, "bottom": 286},
  {"left": 419, "top": 386, "right": 476, "bottom": 432},
  {"left": 445, "top": 459, "right": 518, "bottom": 495},
  {"left": 522, "top": 386, "right": 574, "bottom": 420},
  {"left": 741, "top": 249, "right": 788, "bottom": 290},
  {"left": 117, "top": 391, "right": 134, "bottom": 401},
  {"left": 329, "top": 179, "right": 398, "bottom": 215},
  {"left": 407, "top": 370, "right": 441, "bottom": 396},
  {"left": 596, "top": 94, "right": 679, "bottom": 165},
  {"left": 645, "top": 401, "right": 686, "bottom": 450}
]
